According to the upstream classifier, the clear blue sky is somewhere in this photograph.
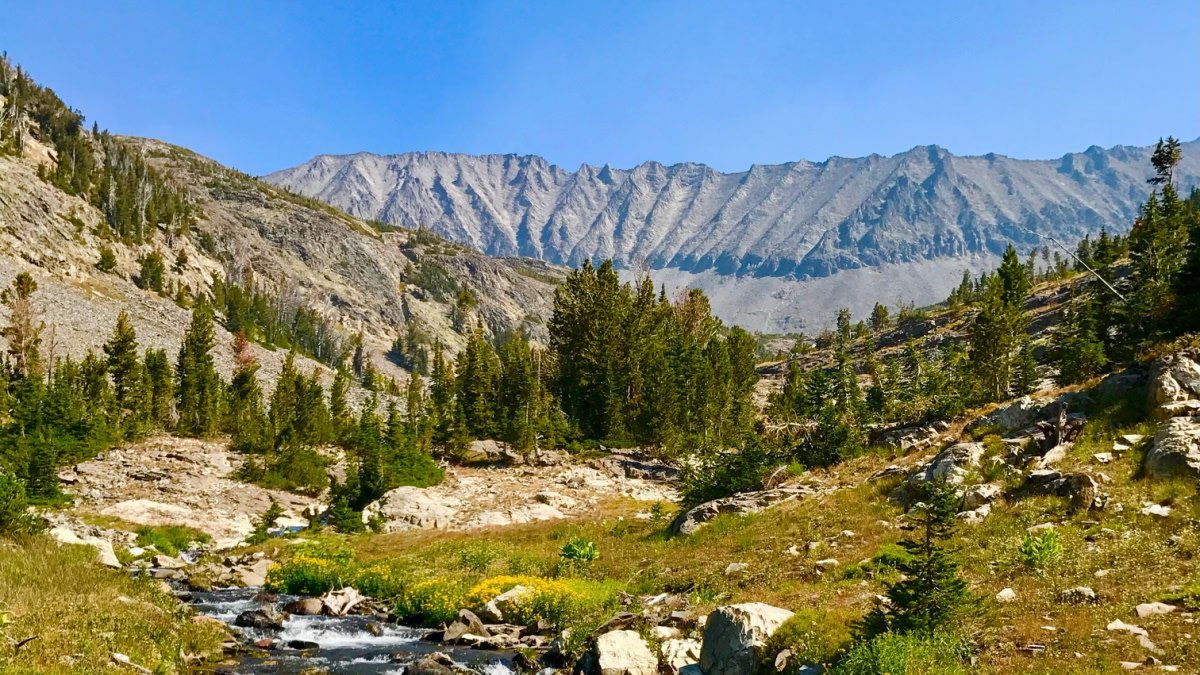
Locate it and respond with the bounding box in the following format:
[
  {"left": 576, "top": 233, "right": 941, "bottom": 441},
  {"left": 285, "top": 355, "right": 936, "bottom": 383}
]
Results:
[{"left": 3, "top": 1, "right": 1197, "bottom": 176}]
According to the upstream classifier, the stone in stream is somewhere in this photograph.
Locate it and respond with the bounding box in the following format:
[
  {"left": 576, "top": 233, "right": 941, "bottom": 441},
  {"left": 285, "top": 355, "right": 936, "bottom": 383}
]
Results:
[
  {"left": 286, "top": 639, "right": 320, "bottom": 650},
  {"left": 234, "top": 607, "right": 288, "bottom": 630},
  {"left": 407, "top": 653, "right": 457, "bottom": 675},
  {"left": 283, "top": 597, "right": 324, "bottom": 616},
  {"left": 321, "top": 586, "right": 366, "bottom": 616},
  {"left": 443, "top": 609, "right": 490, "bottom": 641}
]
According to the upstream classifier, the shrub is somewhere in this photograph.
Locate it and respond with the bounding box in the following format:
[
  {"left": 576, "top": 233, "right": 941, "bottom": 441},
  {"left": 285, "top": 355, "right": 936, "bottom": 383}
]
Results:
[
  {"left": 0, "top": 474, "right": 44, "bottom": 537},
  {"left": 680, "top": 436, "right": 779, "bottom": 506},
  {"left": 761, "top": 608, "right": 853, "bottom": 675},
  {"left": 1019, "top": 529, "right": 1062, "bottom": 571},
  {"left": 461, "top": 575, "right": 621, "bottom": 629},
  {"left": 832, "top": 631, "right": 971, "bottom": 675},
  {"left": 96, "top": 246, "right": 117, "bottom": 272},
  {"left": 245, "top": 500, "right": 284, "bottom": 545},
  {"left": 134, "top": 525, "right": 209, "bottom": 556},
  {"left": 560, "top": 537, "right": 599, "bottom": 564},
  {"left": 395, "top": 577, "right": 472, "bottom": 626}
]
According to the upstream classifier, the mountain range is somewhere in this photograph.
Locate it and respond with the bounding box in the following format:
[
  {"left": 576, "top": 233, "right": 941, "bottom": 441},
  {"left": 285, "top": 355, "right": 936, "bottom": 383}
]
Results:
[{"left": 266, "top": 141, "right": 1199, "bottom": 331}]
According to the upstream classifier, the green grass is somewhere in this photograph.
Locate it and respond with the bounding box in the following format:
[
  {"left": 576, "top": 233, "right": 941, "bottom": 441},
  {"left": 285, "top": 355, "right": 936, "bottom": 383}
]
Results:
[
  {"left": 134, "top": 524, "right": 210, "bottom": 556},
  {"left": 0, "top": 537, "right": 225, "bottom": 674}
]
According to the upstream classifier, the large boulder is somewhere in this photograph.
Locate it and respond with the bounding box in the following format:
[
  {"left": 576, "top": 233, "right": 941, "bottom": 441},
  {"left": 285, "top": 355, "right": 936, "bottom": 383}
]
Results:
[
  {"left": 577, "top": 629, "right": 657, "bottom": 675},
  {"left": 977, "top": 396, "right": 1043, "bottom": 432},
  {"left": 698, "top": 603, "right": 795, "bottom": 675},
  {"left": 478, "top": 585, "right": 535, "bottom": 623},
  {"left": 362, "top": 486, "right": 460, "bottom": 533},
  {"left": 1145, "top": 417, "right": 1200, "bottom": 478},
  {"left": 670, "top": 487, "right": 815, "bottom": 536},
  {"left": 234, "top": 607, "right": 288, "bottom": 630},
  {"left": 1149, "top": 352, "right": 1200, "bottom": 419}
]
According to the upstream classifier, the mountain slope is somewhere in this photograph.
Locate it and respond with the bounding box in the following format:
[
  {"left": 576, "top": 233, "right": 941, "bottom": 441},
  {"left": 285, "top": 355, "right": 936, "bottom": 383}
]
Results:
[
  {"left": 266, "top": 141, "right": 1200, "bottom": 279},
  {"left": 0, "top": 135, "right": 564, "bottom": 391}
]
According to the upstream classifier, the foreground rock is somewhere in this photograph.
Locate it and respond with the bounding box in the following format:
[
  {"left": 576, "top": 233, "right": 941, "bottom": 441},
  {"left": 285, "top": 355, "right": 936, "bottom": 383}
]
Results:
[
  {"left": 577, "top": 629, "right": 658, "bottom": 675},
  {"left": 670, "top": 487, "right": 818, "bottom": 536},
  {"left": 699, "top": 603, "right": 794, "bottom": 675}
]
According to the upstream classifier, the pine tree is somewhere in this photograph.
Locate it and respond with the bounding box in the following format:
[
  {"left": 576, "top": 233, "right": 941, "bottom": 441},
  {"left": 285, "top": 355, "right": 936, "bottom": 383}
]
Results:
[
  {"left": 103, "top": 310, "right": 139, "bottom": 409},
  {"left": 143, "top": 348, "right": 174, "bottom": 428},
  {"left": 1052, "top": 290, "right": 1109, "bottom": 385},
  {"left": 227, "top": 331, "right": 270, "bottom": 452},
  {"left": 869, "top": 302, "right": 891, "bottom": 332},
  {"left": 175, "top": 300, "right": 221, "bottom": 436},
  {"left": 454, "top": 319, "right": 499, "bottom": 439},
  {"left": 859, "top": 479, "right": 971, "bottom": 637},
  {"left": 1, "top": 272, "right": 43, "bottom": 378}
]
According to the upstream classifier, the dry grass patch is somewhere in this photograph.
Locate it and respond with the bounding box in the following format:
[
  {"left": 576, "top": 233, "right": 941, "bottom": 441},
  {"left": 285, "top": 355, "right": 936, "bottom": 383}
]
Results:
[{"left": 0, "top": 537, "right": 225, "bottom": 674}]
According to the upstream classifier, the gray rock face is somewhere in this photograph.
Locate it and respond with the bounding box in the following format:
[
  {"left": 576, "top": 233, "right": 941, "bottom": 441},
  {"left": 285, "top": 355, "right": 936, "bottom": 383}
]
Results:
[
  {"left": 907, "top": 442, "right": 986, "bottom": 487},
  {"left": 266, "top": 142, "right": 1200, "bottom": 319},
  {"left": 669, "top": 487, "right": 817, "bottom": 536},
  {"left": 1146, "top": 417, "right": 1200, "bottom": 479},
  {"left": 698, "top": 603, "right": 795, "bottom": 675}
]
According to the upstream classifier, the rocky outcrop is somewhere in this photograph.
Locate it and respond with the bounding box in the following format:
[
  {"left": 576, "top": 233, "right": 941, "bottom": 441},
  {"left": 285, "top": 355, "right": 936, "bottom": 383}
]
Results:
[
  {"left": 660, "top": 638, "right": 703, "bottom": 675},
  {"left": 363, "top": 486, "right": 461, "bottom": 532},
  {"left": 670, "top": 487, "right": 818, "bottom": 536},
  {"left": 698, "top": 603, "right": 794, "bottom": 675},
  {"left": 1149, "top": 352, "right": 1200, "bottom": 419},
  {"left": 1145, "top": 417, "right": 1200, "bottom": 478},
  {"left": 978, "top": 396, "right": 1044, "bottom": 432},
  {"left": 60, "top": 436, "right": 316, "bottom": 548}
]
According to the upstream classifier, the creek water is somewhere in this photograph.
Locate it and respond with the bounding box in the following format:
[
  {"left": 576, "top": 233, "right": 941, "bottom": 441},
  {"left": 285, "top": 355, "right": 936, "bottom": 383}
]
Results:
[{"left": 189, "top": 587, "right": 516, "bottom": 675}]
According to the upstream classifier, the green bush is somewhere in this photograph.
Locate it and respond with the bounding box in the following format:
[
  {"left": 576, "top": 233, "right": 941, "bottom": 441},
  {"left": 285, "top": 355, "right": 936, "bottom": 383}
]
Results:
[
  {"left": 96, "top": 246, "right": 117, "bottom": 273},
  {"left": 134, "top": 525, "right": 209, "bottom": 556},
  {"left": 1019, "top": 529, "right": 1063, "bottom": 571},
  {"left": 245, "top": 500, "right": 284, "bottom": 545},
  {"left": 560, "top": 537, "right": 599, "bottom": 564},
  {"left": 134, "top": 251, "right": 166, "bottom": 292},
  {"left": 761, "top": 608, "right": 853, "bottom": 675},
  {"left": 395, "top": 576, "right": 473, "bottom": 626},
  {"left": 0, "top": 474, "right": 43, "bottom": 537},
  {"left": 680, "top": 436, "right": 779, "bottom": 506},
  {"left": 832, "top": 631, "right": 971, "bottom": 675}
]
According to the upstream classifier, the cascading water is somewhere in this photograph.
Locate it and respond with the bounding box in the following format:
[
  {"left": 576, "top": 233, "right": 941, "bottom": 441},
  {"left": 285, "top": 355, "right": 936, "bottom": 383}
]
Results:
[{"left": 189, "top": 587, "right": 516, "bottom": 675}]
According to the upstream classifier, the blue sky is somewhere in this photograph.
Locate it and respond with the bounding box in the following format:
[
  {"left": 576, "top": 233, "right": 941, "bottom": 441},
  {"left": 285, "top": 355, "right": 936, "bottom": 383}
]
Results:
[{"left": 3, "top": 1, "right": 1197, "bottom": 175}]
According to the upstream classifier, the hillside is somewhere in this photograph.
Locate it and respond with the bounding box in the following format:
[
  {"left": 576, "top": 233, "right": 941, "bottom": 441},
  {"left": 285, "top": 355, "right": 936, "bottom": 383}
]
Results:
[
  {"left": 266, "top": 142, "right": 1200, "bottom": 330},
  {"left": 0, "top": 133, "right": 564, "bottom": 391}
]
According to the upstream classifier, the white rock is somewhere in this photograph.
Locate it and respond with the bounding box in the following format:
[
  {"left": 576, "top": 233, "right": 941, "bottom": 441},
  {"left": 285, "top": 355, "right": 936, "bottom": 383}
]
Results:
[
  {"left": 362, "top": 486, "right": 460, "bottom": 532},
  {"left": 321, "top": 587, "right": 365, "bottom": 616},
  {"left": 699, "top": 604, "right": 794, "bottom": 675},
  {"left": 534, "top": 490, "right": 578, "bottom": 510},
  {"left": 1093, "top": 452, "right": 1113, "bottom": 465},
  {"left": 813, "top": 559, "right": 839, "bottom": 573},
  {"left": 996, "top": 588, "right": 1017, "bottom": 603},
  {"left": 1027, "top": 522, "right": 1056, "bottom": 534},
  {"left": 1140, "top": 504, "right": 1172, "bottom": 518},
  {"left": 724, "top": 563, "right": 749, "bottom": 577},
  {"left": 963, "top": 483, "right": 1003, "bottom": 510},
  {"left": 1135, "top": 602, "right": 1177, "bottom": 618},
  {"left": 585, "top": 629, "right": 657, "bottom": 675},
  {"left": 1107, "top": 619, "right": 1148, "bottom": 637},
  {"left": 659, "top": 638, "right": 702, "bottom": 675},
  {"left": 1145, "top": 417, "right": 1200, "bottom": 479}
]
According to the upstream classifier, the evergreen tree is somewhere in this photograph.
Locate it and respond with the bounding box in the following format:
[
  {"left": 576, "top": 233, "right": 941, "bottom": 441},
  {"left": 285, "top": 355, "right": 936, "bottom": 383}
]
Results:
[
  {"left": 175, "top": 300, "right": 221, "bottom": 436},
  {"left": 1051, "top": 291, "right": 1109, "bottom": 385},
  {"left": 859, "top": 479, "right": 971, "bottom": 637},
  {"left": 226, "top": 332, "right": 269, "bottom": 452},
  {"left": 1, "top": 272, "right": 43, "bottom": 378},
  {"left": 454, "top": 319, "right": 500, "bottom": 439},
  {"left": 143, "top": 348, "right": 174, "bottom": 428},
  {"left": 869, "top": 302, "right": 891, "bottom": 332},
  {"left": 103, "top": 310, "right": 139, "bottom": 409}
]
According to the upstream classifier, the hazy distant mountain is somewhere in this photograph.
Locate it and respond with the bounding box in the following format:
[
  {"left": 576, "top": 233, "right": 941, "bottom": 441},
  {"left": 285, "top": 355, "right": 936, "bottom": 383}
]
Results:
[{"left": 265, "top": 141, "right": 1199, "bottom": 331}]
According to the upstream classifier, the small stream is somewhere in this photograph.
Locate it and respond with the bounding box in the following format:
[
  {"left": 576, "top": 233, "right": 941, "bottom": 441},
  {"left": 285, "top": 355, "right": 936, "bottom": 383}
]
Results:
[{"left": 189, "top": 587, "right": 516, "bottom": 675}]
